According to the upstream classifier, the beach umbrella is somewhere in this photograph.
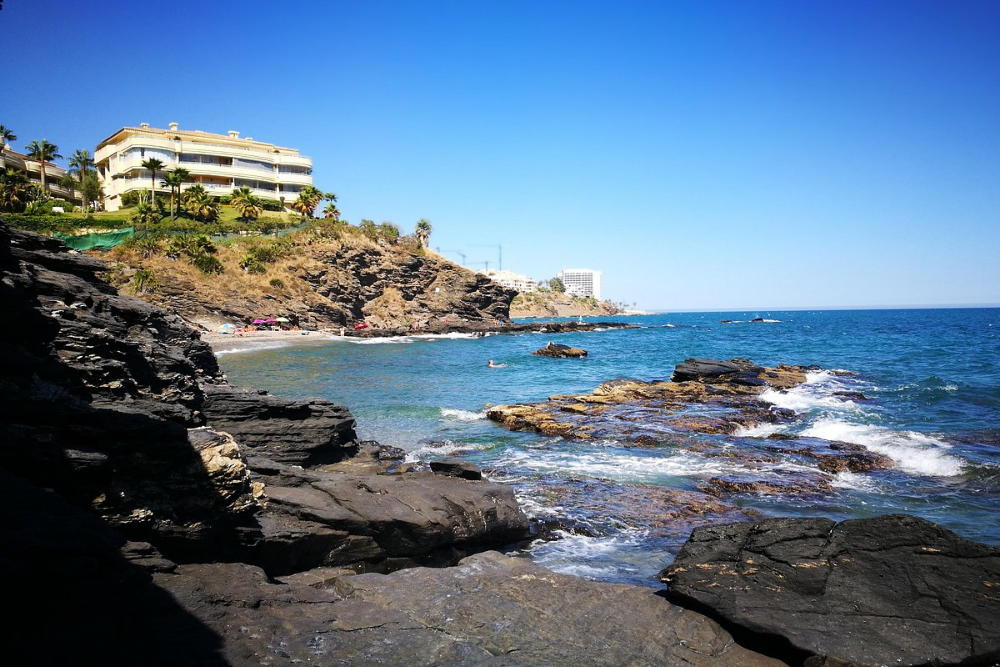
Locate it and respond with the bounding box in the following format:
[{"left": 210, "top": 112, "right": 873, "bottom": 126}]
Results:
[
  {"left": 275, "top": 317, "right": 290, "bottom": 322},
  {"left": 252, "top": 319, "right": 266, "bottom": 324},
  {"left": 217, "top": 323, "right": 235, "bottom": 334},
  {"left": 265, "top": 318, "right": 278, "bottom": 323}
]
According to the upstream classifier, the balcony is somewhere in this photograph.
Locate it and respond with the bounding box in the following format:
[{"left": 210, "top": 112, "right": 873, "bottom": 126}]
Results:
[{"left": 276, "top": 171, "right": 312, "bottom": 186}]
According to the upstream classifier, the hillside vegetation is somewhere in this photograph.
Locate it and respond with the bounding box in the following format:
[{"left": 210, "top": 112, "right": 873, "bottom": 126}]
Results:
[{"left": 101, "top": 219, "right": 514, "bottom": 331}]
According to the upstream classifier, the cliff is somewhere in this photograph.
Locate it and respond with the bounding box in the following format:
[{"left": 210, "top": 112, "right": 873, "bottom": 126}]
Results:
[
  {"left": 102, "top": 225, "right": 516, "bottom": 331},
  {"left": 510, "top": 289, "right": 622, "bottom": 318}
]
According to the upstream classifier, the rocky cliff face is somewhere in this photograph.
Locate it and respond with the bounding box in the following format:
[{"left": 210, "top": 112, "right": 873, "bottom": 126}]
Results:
[
  {"left": 1, "top": 224, "right": 527, "bottom": 568},
  {"left": 107, "top": 234, "right": 515, "bottom": 330}
]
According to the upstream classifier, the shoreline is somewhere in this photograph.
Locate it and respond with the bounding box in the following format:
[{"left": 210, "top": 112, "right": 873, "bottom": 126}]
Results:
[{"left": 202, "top": 319, "right": 638, "bottom": 354}]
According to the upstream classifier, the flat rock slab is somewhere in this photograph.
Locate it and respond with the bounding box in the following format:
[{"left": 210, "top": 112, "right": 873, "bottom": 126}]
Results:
[
  {"left": 157, "top": 550, "right": 787, "bottom": 667},
  {"left": 660, "top": 514, "right": 1000, "bottom": 667}
]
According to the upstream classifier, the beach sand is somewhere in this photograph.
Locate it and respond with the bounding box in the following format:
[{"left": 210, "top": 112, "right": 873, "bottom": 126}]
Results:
[{"left": 203, "top": 329, "right": 340, "bottom": 353}]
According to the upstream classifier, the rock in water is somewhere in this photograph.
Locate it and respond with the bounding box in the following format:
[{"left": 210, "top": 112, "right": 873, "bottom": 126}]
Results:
[
  {"left": 660, "top": 514, "right": 1000, "bottom": 666},
  {"left": 533, "top": 342, "right": 588, "bottom": 358}
]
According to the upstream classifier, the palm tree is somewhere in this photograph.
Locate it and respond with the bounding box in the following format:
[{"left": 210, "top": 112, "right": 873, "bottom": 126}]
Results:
[
  {"left": 322, "top": 201, "right": 341, "bottom": 220},
  {"left": 141, "top": 158, "right": 165, "bottom": 208},
  {"left": 0, "top": 167, "right": 31, "bottom": 212},
  {"left": 0, "top": 124, "right": 16, "bottom": 167},
  {"left": 161, "top": 167, "right": 190, "bottom": 220},
  {"left": 231, "top": 186, "right": 263, "bottom": 222},
  {"left": 68, "top": 149, "right": 95, "bottom": 211},
  {"left": 25, "top": 139, "right": 62, "bottom": 192},
  {"left": 291, "top": 191, "right": 315, "bottom": 218},
  {"left": 415, "top": 218, "right": 432, "bottom": 248}
]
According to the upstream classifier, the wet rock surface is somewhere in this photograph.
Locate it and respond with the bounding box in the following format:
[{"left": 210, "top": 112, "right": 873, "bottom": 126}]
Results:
[
  {"left": 486, "top": 360, "right": 899, "bottom": 500},
  {"left": 660, "top": 514, "right": 1000, "bottom": 667}
]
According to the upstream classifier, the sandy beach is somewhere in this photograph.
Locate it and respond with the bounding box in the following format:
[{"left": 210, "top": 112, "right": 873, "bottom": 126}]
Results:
[{"left": 203, "top": 329, "right": 339, "bottom": 354}]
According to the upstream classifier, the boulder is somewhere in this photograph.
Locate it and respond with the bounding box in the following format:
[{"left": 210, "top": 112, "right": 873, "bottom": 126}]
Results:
[
  {"left": 660, "top": 514, "right": 1000, "bottom": 666},
  {"left": 430, "top": 457, "right": 483, "bottom": 480},
  {"left": 534, "top": 342, "right": 588, "bottom": 358},
  {"left": 672, "top": 358, "right": 763, "bottom": 382},
  {"left": 152, "top": 550, "right": 787, "bottom": 667},
  {"left": 199, "top": 383, "right": 361, "bottom": 466},
  {"left": 250, "top": 458, "right": 528, "bottom": 575}
]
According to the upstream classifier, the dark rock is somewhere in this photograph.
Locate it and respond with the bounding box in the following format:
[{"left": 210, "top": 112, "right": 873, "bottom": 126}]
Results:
[
  {"left": 430, "top": 457, "right": 483, "bottom": 480},
  {"left": 249, "top": 459, "right": 527, "bottom": 575},
  {"left": 534, "top": 342, "right": 588, "bottom": 358},
  {"left": 833, "top": 391, "right": 869, "bottom": 401},
  {"left": 153, "top": 550, "right": 787, "bottom": 666},
  {"left": 660, "top": 514, "right": 1000, "bottom": 667},
  {"left": 672, "top": 358, "right": 744, "bottom": 382},
  {"left": 199, "top": 383, "right": 361, "bottom": 466}
]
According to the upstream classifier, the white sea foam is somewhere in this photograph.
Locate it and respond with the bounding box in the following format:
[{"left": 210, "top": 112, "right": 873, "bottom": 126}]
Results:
[
  {"left": 831, "top": 471, "right": 881, "bottom": 492},
  {"left": 802, "top": 419, "right": 964, "bottom": 477},
  {"left": 733, "top": 422, "right": 787, "bottom": 438},
  {"left": 529, "top": 528, "right": 650, "bottom": 580},
  {"left": 493, "top": 448, "right": 734, "bottom": 482},
  {"left": 759, "top": 370, "right": 868, "bottom": 414},
  {"left": 404, "top": 439, "right": 487, "bottom": 462},
  {"left": 346, "top": 336, "right": 415, "bottom": 345},
  {"left": 215, "top": 343, "right": 287, "bottom": 356},
  {"left": 440, "top": 407, "right": 487, "bottom": 421},
  {"left": 409, "top": 332, "right": 480, "bottom": 340}
]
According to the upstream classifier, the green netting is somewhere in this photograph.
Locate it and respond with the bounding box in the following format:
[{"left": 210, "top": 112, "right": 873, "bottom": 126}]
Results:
[{"left": 54, "top": 227, "right": 135, "bottom": 250}]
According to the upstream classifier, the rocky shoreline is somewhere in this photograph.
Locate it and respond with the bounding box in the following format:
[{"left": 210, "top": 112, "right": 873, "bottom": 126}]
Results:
[{"left": 4, "top": 224, "right": 998, "bottom": 667}]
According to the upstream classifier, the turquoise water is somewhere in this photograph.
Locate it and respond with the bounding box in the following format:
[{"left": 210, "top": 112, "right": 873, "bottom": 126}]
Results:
[{"left": 218, "top": 308, "right": 1000, "bottom": 586}]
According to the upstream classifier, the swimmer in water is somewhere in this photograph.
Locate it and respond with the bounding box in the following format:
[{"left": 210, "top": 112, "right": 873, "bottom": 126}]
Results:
[{"left": 488, "top": 360, "right": 506, "bottom": 368}]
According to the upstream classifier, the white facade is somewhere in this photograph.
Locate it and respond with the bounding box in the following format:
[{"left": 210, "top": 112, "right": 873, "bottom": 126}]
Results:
[
  {"left": 482, "top": 269, "right": 538, "bottom": 293},
  {"left": 1, "top": 148, "right": 82, "bottom": 205},
  {"left": 559, "top": 268, "right": 602, "bottom": 300},
  {"left": 94, "top": 123, "right": 312, "bottom": 211}
]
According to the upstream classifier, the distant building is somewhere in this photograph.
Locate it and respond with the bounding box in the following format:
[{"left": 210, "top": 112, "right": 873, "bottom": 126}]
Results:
[
  {"left": 94, "top": 122, "right": 313, "bottom": 211},
  {"left": 0, "top": 148, "right": 82, "bottom": 206},
  {"left": 559, "top": 268, "right": 602, "bottom": 300},
  {"left": 482, "top": 269, "right": 538, "bottom": 293}
]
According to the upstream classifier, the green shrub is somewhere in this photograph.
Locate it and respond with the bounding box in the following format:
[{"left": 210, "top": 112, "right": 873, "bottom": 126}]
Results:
[
  {"left": 131, "top": 268, "right": 158, "bottom": 294},
  {"left": 1, "top": 213, "right": 129, "bottom": 234},
  {"left": 240, "top": 255, "right": 266, "bottom": 274},
  {"left": 121, "top": 189, "right": 150, "bottom": 208},
  {"left": 269, "top": 278, "right": 285, "bottom": 289},
  {"left": 193, "top": 254, "right": 224, "bottom": 275},
  {"left": 259, "top": 198, "right": 284, "bottom": 212},
  {"left": 217, "top": 195, "right": 232, "bottom": 205}
]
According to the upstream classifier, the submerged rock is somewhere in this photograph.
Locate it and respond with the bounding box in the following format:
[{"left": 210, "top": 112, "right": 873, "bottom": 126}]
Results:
[{"left": 660, "top": 514, "right": 1000, "bottom": 667}]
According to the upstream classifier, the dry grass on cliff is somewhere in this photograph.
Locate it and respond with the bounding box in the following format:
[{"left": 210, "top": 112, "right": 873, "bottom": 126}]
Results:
[{"left": 103, "top": 226, "right": 434, "bottom": 312}]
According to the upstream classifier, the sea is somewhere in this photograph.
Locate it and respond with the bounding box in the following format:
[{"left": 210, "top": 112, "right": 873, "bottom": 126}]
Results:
[{"left": 217, "top": 308, "right": 1000, "bottom": 587}]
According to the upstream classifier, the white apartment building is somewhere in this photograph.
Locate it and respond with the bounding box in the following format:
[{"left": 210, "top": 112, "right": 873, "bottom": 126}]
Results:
[
  {"left": 1, "top": 148, "right": 82, "bottom": 206},
  {"left": 94, "top": 123, "right": 313, "bottom": 211},
  {"left": 482, "top": 269, "right": 538, "bottom": 293},
  {"left": 559, "top": 268, "right": 602, "bottom": 300}
]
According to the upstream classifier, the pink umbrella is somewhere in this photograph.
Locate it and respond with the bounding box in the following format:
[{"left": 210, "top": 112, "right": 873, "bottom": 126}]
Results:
[
  {"left": 265, "top": 318, "right": 278, "bottom": 323},
  {"left": 252, "top": 319, "right": 266, "bottom": 324}
]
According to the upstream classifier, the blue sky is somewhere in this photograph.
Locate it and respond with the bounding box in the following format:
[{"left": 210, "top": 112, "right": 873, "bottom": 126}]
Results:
[{"left": 2, "top": 0, "right": 998, "bottom": 310}]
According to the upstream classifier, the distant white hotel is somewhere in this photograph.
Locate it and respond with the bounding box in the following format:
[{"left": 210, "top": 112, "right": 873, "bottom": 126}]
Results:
[
  {"left": 94, "top": 122, "right": 313, "bottom": 211},
  {"left": 559, "top": 268, "right": 602, "bottom": 300},
  {"left": 482, "top": 269, "right": 538, "bottom": 293}
]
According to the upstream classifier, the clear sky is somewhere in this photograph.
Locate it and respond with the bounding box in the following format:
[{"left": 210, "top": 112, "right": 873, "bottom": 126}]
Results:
[{"left": 2, "top": 0, "right": 998, "bottom": 311}]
